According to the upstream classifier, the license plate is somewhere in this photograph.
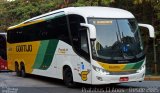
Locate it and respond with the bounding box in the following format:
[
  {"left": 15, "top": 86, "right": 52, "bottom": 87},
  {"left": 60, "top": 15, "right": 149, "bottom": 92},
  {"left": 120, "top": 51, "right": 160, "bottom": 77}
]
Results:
[{"left": 119, "top": 77, "right": 129, "bottom": 82}]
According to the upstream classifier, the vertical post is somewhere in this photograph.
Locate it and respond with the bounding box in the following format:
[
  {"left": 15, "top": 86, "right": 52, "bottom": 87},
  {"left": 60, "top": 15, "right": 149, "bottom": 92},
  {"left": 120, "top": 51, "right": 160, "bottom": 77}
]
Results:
[{"left": 153, "top": 38, "right": 157, "bottom": 75}]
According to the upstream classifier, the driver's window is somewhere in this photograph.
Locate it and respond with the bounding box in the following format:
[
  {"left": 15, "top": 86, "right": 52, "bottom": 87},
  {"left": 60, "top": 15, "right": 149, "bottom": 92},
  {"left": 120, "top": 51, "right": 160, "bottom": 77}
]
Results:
[{"left": 81, "top": 29, "right": 89, "bottom": 53}]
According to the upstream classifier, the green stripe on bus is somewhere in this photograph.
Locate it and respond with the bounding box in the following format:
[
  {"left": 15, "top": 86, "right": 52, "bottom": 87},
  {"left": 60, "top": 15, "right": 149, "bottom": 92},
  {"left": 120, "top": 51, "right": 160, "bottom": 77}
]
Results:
[
  {"left": 32, "top": 40, "right": 49, "bottom": 69},
  {"left": 39, "top": 39, "right": 59, "bottom": 70},
  {"left": 123, "top": 63, "right": 135, "bottom": 70},
  {"left": 132, "top": 60, "right": 144, "bottom": 69},
  {"left": 123, "top": 60, "right": 144, "bottom": 70}
]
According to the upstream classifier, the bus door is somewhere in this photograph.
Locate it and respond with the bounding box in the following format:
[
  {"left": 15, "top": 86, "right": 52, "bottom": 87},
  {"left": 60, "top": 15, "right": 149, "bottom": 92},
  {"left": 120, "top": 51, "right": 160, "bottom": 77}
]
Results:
[
  {"left": 79, "top": 28, "right": 92, "bottom": 84},
  {"left": 68, "top": 14, "right": 91, "bottom": 84}
]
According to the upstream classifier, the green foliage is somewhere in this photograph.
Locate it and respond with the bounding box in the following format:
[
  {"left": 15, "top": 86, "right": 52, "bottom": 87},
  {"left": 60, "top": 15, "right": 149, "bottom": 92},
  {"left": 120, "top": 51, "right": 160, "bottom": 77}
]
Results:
[
  {"left": 0, "top": 0, "right": 57, "bottom": 31},
  {"left": 72, "top": 0, "right": 110, "bottom": 6},
  {"left": 0, "top": 0, "right": 160, "bottom": 34}
]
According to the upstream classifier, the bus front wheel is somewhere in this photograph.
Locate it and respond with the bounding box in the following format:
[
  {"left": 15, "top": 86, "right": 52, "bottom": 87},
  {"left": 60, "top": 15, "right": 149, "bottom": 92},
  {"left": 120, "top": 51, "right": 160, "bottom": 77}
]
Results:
[{"left": 63, "top": 67, "right": 75, "bottom": 88}]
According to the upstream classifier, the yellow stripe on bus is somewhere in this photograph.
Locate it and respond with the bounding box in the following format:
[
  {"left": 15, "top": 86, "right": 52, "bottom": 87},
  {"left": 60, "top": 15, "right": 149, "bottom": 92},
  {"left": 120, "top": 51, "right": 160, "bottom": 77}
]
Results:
[
  {"left": 98, "top": 62, "right": 126, "bottom": 72},
  {"left": 7, "top": 19, "right": 44, "bottom": 30}
]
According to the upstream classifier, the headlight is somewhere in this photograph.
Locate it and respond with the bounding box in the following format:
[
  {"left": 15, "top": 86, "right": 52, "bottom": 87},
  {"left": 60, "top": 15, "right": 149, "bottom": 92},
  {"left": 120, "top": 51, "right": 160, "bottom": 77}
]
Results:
[{"left": 92, "top": 65, "right": 109, "bottom": 75}]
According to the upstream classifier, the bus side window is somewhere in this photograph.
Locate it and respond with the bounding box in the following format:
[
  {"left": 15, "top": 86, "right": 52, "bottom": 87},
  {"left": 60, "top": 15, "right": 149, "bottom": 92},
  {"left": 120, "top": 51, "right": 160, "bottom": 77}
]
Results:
[
  {"left": 80, "top": 28, "right": 89, "bottom": 54},
  {"left": 42, "top": 16, "right": 70, "bottom": 45},
  {"left": 68, "top": 14, "right": 85, "bottom": 51},
  {"left": 68, "top": 14, "right": 90, "bottom": 61},
  {"left": 79, "top": 28, "right": 90, "bottom": 61}
]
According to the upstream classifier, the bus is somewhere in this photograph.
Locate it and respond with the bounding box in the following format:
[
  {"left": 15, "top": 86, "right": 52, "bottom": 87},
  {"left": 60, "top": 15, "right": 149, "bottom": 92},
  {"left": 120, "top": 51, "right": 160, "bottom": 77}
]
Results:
[
  {"left": 0, "top": 32, "right": 7, "bottom": 71},
  {"left": 7, "top": 7, "right": 155, "bottom": 87}
]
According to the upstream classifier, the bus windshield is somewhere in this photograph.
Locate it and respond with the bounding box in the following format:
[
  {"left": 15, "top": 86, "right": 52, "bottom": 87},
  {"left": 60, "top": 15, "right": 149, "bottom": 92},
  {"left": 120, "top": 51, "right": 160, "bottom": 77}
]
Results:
[{"left": 88, "top": 18, "right": 144, "bottom": 62}]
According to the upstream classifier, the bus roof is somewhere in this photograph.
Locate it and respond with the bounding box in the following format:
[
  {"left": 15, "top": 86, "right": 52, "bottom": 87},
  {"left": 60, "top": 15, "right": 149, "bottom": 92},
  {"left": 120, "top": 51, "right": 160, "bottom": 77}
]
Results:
[
  {"left": 66, "top": 7, "right": 134, "bottom": 18},
  {"left": 8, "top": 7, "right": 135, "bottom": 30}
]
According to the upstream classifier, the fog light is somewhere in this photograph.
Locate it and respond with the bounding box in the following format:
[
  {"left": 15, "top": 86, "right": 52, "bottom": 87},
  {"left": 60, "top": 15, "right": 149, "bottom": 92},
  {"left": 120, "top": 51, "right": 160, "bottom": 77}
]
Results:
[{"left": 96, "top": 76, "right": 103, "bottom": 81}]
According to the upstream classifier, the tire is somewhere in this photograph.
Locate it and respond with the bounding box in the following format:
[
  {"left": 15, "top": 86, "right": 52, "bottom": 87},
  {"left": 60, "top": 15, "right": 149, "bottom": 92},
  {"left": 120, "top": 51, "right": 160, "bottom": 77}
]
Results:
[
  {"left": 63, "top": 67, "right": 76, "bottom": 88},
  {"left": 15, "top": 63, "right": 20, "bottom": 76},
  {"left": 20, "top": 64, "right": 26, "bottom": 77}
]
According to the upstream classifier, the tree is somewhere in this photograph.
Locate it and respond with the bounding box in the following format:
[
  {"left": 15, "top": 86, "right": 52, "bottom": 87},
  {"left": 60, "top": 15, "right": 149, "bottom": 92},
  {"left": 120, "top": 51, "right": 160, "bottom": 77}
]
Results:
[
  {"left": 0, "top": 0, "right": 57, "bottom": 31},
  {"left": 72, "top": 0, "right": 110, "bottom": 6}
]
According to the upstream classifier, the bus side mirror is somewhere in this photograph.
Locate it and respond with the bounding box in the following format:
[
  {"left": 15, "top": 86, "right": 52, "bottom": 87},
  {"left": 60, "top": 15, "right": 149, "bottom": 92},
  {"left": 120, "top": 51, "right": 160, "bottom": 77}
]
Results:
[
  {"left": 80, "top": 23, "right": 96, "bottom": 40},
  {"left": 138, "top": 23, "right": 155, "bottom": 38}
]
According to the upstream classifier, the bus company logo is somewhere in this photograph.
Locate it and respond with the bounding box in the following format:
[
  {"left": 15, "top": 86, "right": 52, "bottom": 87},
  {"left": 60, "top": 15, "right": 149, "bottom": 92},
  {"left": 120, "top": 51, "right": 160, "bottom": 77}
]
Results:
[
  {"left": 79, "top": 70, "right": 90, "bottom": 81},
  {"left": 16, "top": 45, "right": 32, "bottom": 52},
  {"left": 109, "top": 65, "right": 120, "bottom": 69}
]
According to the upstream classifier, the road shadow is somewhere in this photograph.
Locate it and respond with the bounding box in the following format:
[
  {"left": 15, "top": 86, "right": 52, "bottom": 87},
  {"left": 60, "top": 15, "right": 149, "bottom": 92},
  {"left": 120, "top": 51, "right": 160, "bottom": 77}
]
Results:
[{"left": 25, "top": 73, "right": 138, "bottom": 89}]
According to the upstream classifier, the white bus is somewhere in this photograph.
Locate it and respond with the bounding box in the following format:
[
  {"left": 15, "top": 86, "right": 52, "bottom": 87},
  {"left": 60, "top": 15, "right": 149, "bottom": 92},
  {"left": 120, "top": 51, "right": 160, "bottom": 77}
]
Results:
[{"left": 7, "top": 7, "right": 155, "bottom": 87}]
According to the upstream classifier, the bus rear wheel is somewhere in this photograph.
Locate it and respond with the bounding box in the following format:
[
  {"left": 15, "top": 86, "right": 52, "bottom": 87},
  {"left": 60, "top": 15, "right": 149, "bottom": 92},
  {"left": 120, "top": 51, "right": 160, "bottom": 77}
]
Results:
[
  {"left": 63, "top": 67, "right": 75, "bottom": 88},
  {"left": 15, "top": 63, "right": 20, "bottom": 76},
  {"left": 20, "top": 63, "right": 26, "bottom": 77}
]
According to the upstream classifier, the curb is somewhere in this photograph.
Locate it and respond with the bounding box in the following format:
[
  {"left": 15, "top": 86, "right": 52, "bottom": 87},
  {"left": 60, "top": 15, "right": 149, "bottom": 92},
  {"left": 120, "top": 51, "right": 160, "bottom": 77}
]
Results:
[{"left": 145, "top": 76, "right": 160, "bottom": 81}]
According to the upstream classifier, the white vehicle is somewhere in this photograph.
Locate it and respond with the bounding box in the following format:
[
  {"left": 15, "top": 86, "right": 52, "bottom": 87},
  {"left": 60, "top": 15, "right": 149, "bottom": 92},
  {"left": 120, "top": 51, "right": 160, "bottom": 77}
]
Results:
[{"left": 7, "top": 7, "right": 155, "bottom": 87}]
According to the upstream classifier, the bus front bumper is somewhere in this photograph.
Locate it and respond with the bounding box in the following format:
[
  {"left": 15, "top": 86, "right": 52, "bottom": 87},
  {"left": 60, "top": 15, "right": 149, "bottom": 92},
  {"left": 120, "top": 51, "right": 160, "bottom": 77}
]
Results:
[{"left": 91, "top": 67, "right": 145, "bottom": 85}]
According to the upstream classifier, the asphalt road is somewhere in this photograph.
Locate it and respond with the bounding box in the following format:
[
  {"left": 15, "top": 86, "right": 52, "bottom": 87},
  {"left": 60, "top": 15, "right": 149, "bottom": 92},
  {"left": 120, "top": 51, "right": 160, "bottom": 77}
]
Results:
[{"left": 0, "top": 72, "right": 160, "bottom": 93}]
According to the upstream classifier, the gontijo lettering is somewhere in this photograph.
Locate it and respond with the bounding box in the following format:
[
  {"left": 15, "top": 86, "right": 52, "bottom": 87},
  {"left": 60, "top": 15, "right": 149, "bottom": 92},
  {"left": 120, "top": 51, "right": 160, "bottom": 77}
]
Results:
[{"left": 16, "top": 45, "right": 32, "bottom": 52}]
